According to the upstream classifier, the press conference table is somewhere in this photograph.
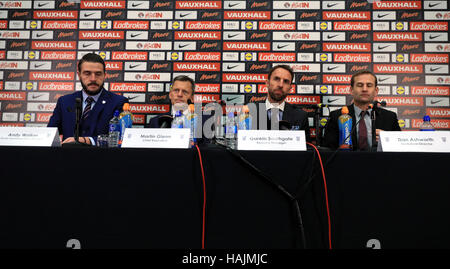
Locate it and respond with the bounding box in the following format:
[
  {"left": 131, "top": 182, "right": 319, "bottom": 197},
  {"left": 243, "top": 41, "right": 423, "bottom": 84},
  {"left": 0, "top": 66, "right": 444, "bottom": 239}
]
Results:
[{"left": 0, "top": 145, "right": 449, "bottom": 249}]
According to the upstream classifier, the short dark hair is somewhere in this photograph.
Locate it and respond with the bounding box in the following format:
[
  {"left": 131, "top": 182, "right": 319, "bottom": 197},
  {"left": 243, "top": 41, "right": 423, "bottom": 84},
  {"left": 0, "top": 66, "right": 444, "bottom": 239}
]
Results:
[
  {"left": 172, "top": 75, "right": 195, "bottom": 92},
  {"left": 268, "top": 65, "right": 294, "bottom": 84},
  {"left": 350, "top": 70, "right": 378, "bottom": 88},
  {"left": 78, "top": 53, "right": 106, "bottom": 72}
]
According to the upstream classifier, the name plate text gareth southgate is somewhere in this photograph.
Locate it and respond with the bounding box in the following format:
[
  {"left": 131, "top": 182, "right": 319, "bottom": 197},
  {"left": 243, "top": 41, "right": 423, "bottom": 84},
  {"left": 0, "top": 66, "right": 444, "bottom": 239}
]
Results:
[
  {"left": 378, "top": 131, "right": 450, "bottom": 152},
  {"left": 121, "top": 128, "right": 190, "bottom": 149},
  {"left": 237, "top": 130, "right": 306, "bottom": 151},
  {"left": 0, "top": 127, "right": 60, "bottom": 147}
]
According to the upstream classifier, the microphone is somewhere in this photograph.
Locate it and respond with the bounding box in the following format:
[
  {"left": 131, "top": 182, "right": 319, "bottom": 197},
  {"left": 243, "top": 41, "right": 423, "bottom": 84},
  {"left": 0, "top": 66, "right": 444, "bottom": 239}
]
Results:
[
  {"left": 369, "top": 100, "right": 386, "bottom": 110},
  {"left": 74, "top": 97, "right": 82, "bottom": 142},
  {"left": 158, "top": 114, "right": 173, "bottom": 128},
  {"left": 279, "top": 120, "right": 292, "bottom": 131}
]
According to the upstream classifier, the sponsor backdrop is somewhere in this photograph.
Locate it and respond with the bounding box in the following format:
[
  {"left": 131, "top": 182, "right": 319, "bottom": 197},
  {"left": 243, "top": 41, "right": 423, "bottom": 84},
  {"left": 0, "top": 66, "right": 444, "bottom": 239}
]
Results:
[{"left": 0, "top": 0, "right": 449, "bottom": 136}]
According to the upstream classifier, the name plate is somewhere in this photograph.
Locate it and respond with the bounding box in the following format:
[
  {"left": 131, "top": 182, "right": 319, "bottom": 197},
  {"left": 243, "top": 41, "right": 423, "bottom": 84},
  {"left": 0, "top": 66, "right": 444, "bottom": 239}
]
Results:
[
  {"left": 0, "top": 127, "right": 60, "bottom": 147},
  {"left": 378, "top": 131, "right": 450, "bottom": 152},
  {"left": 121, "top": 128, "right": 190, "bottom": 149},
  {"left": 237, "top": 130, "right": 306, "bottom": 151}
]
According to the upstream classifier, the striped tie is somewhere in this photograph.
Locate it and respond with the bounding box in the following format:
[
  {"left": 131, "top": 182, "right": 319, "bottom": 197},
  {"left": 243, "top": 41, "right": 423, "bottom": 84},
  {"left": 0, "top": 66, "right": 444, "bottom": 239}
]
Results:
[{"left": 81, "top": 97, "right": 94, "bottom": 120}]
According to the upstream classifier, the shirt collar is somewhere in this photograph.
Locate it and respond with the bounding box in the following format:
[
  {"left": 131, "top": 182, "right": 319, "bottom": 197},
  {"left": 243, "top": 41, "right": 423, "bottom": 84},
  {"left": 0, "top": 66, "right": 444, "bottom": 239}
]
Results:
[
  {"left": 265, "top": 98, "right": 285, "bottom": 111},
  {"left": 82, "top": 88, "right": 103, "bottom": 104},
  {"left": 353, "top": 104, "right": 372, "bottom": 117}
]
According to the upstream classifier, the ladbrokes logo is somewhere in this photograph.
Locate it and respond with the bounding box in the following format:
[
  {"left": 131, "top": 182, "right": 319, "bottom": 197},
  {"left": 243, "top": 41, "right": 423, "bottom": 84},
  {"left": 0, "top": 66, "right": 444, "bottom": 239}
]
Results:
[
  {"left": 113, "top": 21, "right": 149, "bottom": 30},
  {"left": 412, "top": 86, "right": 449, "bottom": 96},
  {"left": 323, "top": 43, "right": 370, "bottom": 52},
  {"left": 130, "top": 104, "right": 169, "bottom": 114},
  {"left": 34, "top": 11, "right": 78, "bottom": 19},
  {"left": 412, "top": 119, "right": 449, "bottom": 129},
  {"left": 334, "top": 22, "right": 371, "bottom": 31},
  {"left": 175, "top": 31, "right": 221, "bottom": 40},
  {"left": 410, "top": 22, "right": 448, "bottom": 31},
  {"left": 374, "top": 64, "right": 423, "bottom": 73},
  {"left": 427, "top": 108, "right": 450, "bottom": 118},
  {"left": 323, "top": 75, "right": 351, "bottom": 84},
  {"left": 376, "top": 97, "right": 423, "bottom": 106},
  {"left": 79, "top": 31, "right": 124, "bottom": 39},
  {"left": 112, "top": 51, "right": 148, "bottom": 60},
  {"left": 334, "top": 53, "right": 371, "bottom": 62},
  {"left": 195, "top": 84, "right": 220, "bottom": 93},
  {"left": 30, "top": 72, "right": 74, "bottom": 80},
  {"left": 110, "top": 83, "right": 146, "bottom": 92},
  {"left": 185, "top": 21, "right": 222, "bottom": 30},
  {"left": 224, "top": 42, "right": 270, "bottom": 51},
  {"left": 0, "top": 92, "right": 26, "bottom": 100},
  {"left": 411, "top": 54, "right": 448, "bottom": 63},
  {"left": 224, "top": 11, "right": 270, "bottom": 20},
  {"left": 176, "top": 1, "right": 221, "bottom": 9},
  {"left": 39, "top": 82, "right": 74, "bottom": 91},
  {"left": 334, "top": 85, "right": 351, "bottom": 94},
  {"left": 185, "top": 52, "right": 221, "bottom": 61},
  {"left": 374, "top": 32, "right": 422, "bottom": 41},
  {"left": 42, "top": 21, "right": 78, "bottom": 29},
  {"left": 36, "top": 113, "right": 52, "bottom": 122},
  {"left": 259, "top": 21, "right": 296, "bottom": 30},
  {"left": 41, "top": 51, "right": 76, "bottom": 60},
  {"left": 32, "top": 41, "right": 76, "bottom": 50},
  {"left": 323, "top": 11, "right": 370, "bottom": 20},
  {"left": 223, "top": 73, "right": 267, "bottom": 83},
  {"left": 258, "top": 53, "right": 295, "bottom": 62},
  {"left": 373, "top": 1, "right": 421, "bottom": 9},
  {"left": 81, "top": 0, "right": 125, "bottom": 9}
]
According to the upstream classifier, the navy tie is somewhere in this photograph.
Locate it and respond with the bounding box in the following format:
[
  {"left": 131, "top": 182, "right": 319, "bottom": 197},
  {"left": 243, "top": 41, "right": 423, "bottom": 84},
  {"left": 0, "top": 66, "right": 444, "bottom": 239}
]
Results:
[{"left": 81, "top": 97, "right": 94, "bottom": 120}]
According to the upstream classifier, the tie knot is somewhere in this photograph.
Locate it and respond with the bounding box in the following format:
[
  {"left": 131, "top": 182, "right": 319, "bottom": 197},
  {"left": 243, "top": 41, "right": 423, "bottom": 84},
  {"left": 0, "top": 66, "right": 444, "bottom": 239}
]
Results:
[
  {"left": 86, "top": 97, "right": 94, "bottom": 105},
  {"left": 360, "top": 110, "right": 366, "bottom": 117}
]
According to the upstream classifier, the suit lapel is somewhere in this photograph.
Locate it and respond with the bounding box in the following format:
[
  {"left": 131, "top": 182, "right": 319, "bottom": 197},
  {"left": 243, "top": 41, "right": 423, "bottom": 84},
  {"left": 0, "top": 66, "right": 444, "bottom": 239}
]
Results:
[{"left": 348, "top": 104, "right": 358, "bottom": 149}]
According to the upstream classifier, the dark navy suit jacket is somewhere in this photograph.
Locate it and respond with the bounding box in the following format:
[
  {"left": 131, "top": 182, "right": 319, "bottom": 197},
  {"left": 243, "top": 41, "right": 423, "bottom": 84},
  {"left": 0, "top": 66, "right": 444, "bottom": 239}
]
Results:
[
  {"left": 323, "top": 104, "right": 401, "bottom": 150},
  {"left": 48, "top": 89, "right": 128, "bottom": 141}
]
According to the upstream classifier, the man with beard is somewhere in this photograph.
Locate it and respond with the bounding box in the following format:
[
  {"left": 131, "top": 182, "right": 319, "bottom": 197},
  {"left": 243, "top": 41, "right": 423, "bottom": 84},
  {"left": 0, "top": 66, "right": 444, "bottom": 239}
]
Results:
[
  {"left": 248, "top": 65, "right": 310, "bottom": 141},
  {"left": 48, "top": 53, "right": 128, "bottom": 145}
]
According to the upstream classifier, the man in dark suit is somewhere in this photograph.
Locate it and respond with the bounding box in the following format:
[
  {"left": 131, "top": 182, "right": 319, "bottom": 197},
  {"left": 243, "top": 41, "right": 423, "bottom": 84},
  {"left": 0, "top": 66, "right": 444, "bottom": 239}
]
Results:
[
  {"left": 48, "top": 53, "right": 128, "bottom": 145},
  {"left": 148, "top": 75, "right": 195, "bottom": 128},
  {"left": 247, "top": 64, "right": 310, "bottom": 141},
  {"left": 323, "top": 70, "right": 401, "bottom": 150}
]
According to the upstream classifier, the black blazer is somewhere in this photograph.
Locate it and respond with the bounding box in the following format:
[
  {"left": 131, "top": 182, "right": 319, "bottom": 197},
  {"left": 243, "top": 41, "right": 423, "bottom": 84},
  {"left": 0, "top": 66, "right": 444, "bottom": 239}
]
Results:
[
  {"left": 323, "top": 104, "right": 401, "bottom": 150},
  {"left": 250, "top": 101, "right": 311, "bottom": 142}
]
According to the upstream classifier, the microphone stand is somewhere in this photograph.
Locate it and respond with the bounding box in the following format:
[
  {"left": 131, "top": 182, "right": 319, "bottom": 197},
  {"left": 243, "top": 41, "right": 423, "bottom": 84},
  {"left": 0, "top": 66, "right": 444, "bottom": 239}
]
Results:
[
  {"left": 314, "top": 106, "right": 322, "bottom": 147},
  {"left": 62, "top": 98, "right": 91, "bottom": 148},
  {"left": 370, "top": 106, "right": 377, "bottom": 152}
]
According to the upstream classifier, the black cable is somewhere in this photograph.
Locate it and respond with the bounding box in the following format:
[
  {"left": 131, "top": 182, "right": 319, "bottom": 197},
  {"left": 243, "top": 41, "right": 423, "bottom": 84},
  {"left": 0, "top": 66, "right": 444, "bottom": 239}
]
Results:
[{"left": 219, "top": 142, "right": 307, "bottom": 249}]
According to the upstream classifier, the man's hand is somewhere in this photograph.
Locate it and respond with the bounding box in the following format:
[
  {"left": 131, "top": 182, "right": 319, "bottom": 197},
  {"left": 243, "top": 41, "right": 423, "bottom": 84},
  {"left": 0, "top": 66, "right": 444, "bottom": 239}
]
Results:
[
  {"left": 375, "top": 129, "right": 384, "bottom": 142},
  {"left": 62, "top": 137, "right": 91, "bottom": 145}
]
